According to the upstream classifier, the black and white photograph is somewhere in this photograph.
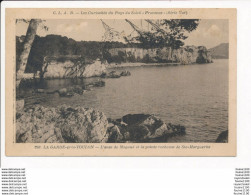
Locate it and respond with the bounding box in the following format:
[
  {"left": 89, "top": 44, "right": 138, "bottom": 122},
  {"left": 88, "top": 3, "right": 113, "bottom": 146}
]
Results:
[
  {"left": 2, "top": 3, "right": 251, "bottom": 195},
  {"left": 15, "top": 18, "right": 229, "bottom": 144}
]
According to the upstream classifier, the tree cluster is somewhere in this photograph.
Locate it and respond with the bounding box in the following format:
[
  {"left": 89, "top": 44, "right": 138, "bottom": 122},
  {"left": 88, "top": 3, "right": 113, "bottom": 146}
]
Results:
[
  {"left": 126, "top": 19, "right": 200, "bottom": 49},
  {"left": 16, "top": 35, "right": 143, "bottom": 73}
]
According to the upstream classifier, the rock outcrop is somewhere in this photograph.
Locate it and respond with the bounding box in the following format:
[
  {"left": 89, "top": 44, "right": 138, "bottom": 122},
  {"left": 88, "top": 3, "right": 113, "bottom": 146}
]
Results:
[
  {"left": 101, "top": 70, "right": 131, "bottom": 79},
  {"left": 57, "top": 80, "right": 105, "bottom": 97},
  {"left": 57, "top": 88, "right": 74, "bottom": 97},
  {"left": 16, "top": 99, "right": 24, "bottom": 113},
  {"left": 42, "top": 57, "right": 132, "bottom": 79},
  {"left": 32, "top": 80, "right": 105, "bottom": 97},
  {"left": 43, "top": 59, "right": 106, "bottom": 79},
  {"left": 107, "top": 114, "right": 186, "bottom": 142},
  {"left": 16, "top": 106, "right": 61, "bottom": 143},
  {"left": 120, "top": 70, "right": 131, "bottom": 76},
  {"left": 101, "top": 70, "right": 121, "bottom": 78},
  {"left": 16, "top": 105, "right": 108, "bottom": 143},
  {"left": 58, "top": 106, "right": 108, "bottom": 143},
  {"left": 81, "top": 61, "right": 107, "bottom": 78},
  {"left": 196, "top": 46, "right": 213, "bottom": 64},
  {"left": 108, "top": 46, "right": 213, "bottom": 65},
  {"left": 16, "top": 106, "right": 185, "bottom": 143},
  {"left": 216, "top": 130, "right": 228, "bottom": 143}
]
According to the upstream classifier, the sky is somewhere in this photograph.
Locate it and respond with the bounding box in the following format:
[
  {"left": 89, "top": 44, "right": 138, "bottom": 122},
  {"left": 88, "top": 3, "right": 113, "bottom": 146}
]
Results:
[{"left": 16, "top": 19, "right": 228, "bottom": 49}]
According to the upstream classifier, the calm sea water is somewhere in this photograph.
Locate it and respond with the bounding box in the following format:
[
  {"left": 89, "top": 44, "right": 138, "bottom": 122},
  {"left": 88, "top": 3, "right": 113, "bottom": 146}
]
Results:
[{"left": 18, "top": 59, "right": 228, "bottom": 143}]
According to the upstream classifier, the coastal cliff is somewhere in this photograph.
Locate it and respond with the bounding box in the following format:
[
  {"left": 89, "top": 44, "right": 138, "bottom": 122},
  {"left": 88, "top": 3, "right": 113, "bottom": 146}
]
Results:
[
  {"left": 16, "top": 35, "right": 212, "bottom": 79},
  {"left": 108, "top": 45, "right": 212, "bottom": 65},
  {"left": 42, "top": 58, "right": 106, "bottom": 79},
  {"left": 40, "top": 46, "right": 212, "bottom": 78}
]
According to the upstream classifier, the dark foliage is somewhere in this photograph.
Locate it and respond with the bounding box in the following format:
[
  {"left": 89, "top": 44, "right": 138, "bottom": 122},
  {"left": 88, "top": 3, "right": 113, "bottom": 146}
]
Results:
[
  {"left": 126, "top": 19, "right": 199, "bottom": 49},
  {"left": 16, "top": 34, "right": 143, "bottom": 72}
]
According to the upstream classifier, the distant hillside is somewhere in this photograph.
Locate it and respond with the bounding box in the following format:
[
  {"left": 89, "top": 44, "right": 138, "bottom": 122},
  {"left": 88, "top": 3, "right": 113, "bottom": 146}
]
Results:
[{"left": 209, "top": 43, "right": 229, "bottom": 59}]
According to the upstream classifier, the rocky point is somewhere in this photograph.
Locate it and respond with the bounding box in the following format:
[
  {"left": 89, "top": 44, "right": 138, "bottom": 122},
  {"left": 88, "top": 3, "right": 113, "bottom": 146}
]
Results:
[{"left": 16, "top": 105, "right": 186, "bottom": 143}]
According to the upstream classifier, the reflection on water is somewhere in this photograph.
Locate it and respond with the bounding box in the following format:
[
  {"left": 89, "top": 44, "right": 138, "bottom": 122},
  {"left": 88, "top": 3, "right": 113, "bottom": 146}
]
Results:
[{"left": 17, "top": 59, "right": 228, "bottom": 143}]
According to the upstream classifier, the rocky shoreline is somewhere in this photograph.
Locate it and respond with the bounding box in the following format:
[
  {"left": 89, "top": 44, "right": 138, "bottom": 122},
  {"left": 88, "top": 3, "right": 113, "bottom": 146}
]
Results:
[
  {"left": 106, "top": 62, "right": 181, "bottom": 68},
  {"left": 16, "top": 105, "right": 186, "bottom": 143},
  {"left": 17, "top": 69, "right": 131, "bottom": 100},
  {"left": 215, "top": 130, "right": 228, "bottom": 143},
  {"left": 16, "top": 102, "right": 227, "bottom": 143}
]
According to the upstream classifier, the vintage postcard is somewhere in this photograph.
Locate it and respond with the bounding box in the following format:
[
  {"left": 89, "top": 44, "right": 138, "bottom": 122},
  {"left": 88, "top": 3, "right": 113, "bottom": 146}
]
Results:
[{"left": 5, "top": 8, "right": 236, "bottom": 156}]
